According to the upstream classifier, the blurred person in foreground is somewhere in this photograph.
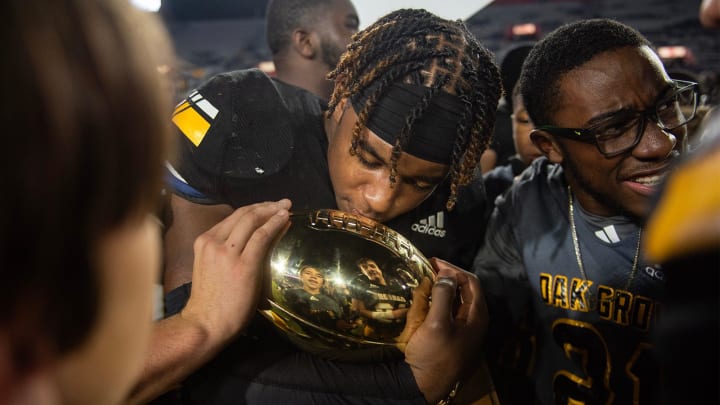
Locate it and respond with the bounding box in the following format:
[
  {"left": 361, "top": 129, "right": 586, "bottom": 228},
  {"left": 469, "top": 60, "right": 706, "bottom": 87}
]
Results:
[
  {"left": 474, "top": 18, "right": 698, "bottom": 404},
  {"left": 0, "top": 0, "right": 290, "bottom": 404},
  {"left": 265, "top": 0, "right": 359, "bottom": 101},
  {"left": 140, "top": 8, "right": 500, "bottom": 404},
  {"left": 647, "top": 0, "right": 720, "bottom": 402}
]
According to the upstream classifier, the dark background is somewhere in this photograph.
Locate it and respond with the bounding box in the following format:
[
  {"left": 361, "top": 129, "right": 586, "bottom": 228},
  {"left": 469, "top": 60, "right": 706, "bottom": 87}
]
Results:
[{"left": 155, "top": 0, "right": 719, "bottom": 104}]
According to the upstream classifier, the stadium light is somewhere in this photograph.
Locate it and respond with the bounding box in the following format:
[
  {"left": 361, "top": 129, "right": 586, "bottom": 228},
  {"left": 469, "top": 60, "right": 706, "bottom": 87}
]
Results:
[
  {"left": 658, "top": 45, "right": 689, "bottom": 59},
  {"left": 130, "top": 0, "right": 161, "bottom": 12},
  {"left": 512, "top": 23, "right": 538, "bottom": 37}
]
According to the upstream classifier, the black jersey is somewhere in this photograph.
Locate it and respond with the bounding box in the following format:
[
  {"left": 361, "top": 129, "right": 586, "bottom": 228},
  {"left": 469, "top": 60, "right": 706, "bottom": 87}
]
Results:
[
  {"left": 474, "top": 158, "right": 666, "bottom": 405},
  {"left": 349, "top": 276, "right": 411, "bottom": 338},
  {"left": 483, "top": 155, "right": 528, "bottom": 207},
  {"left": 169, "top": 69, "right": 334, "bottom": 209},
  {"left": 164, "top": 69, "right": 488, "bottom": 404},
  {"left": 168, "top": 69, "right": 487, "bottom": 269},
  {"left": 284, "top": 288, "right": 343, "bottom": 329}
]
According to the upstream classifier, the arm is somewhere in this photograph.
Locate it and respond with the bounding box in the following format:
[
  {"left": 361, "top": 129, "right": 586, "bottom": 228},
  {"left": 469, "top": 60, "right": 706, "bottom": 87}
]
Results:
[
  {"left": 473, "top": 199, "right": 536, "bottom": 404},
  {"left": 126, "top": 199, "right": 292, "bottom": 404},
  {"left": 474, "top": 199, "right": 529, "bottom": 332},
  {"left": 162, "top": 194, "right": 233, "bottom": 293}
]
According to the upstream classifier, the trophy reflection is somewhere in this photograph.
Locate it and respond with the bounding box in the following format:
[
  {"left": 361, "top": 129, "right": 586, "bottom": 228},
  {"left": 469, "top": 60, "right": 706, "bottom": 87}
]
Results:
[
  {"left": 262, "top": 209, "right": 435, "bottom": 362},
  {"left": 350, "top": 257, "right": 411, "bottom": 340}
]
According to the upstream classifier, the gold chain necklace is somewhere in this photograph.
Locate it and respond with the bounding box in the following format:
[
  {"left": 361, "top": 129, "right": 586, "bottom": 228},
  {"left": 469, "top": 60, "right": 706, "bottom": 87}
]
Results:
[{"left": 567, "top": 185, "right": 642, "bottom": 311}]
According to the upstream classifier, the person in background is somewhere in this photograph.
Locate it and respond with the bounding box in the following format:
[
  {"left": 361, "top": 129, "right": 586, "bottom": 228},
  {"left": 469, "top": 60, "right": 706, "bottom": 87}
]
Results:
[
  {"left": 479, "top": 43, "right": 534, "bottom": 174},
  {"left": 350, "top": 258, "right": 410, "bottom": 339},
  {"left": 140, "top": 8, "right": 499, "bottom": 404},
  {"left": 474, "top": 18, "right": 696, "bottom": 404},
  {"left": 483, "top": 82, "right": 543, "bottom": 206},
  {"left": 265, "top": 0, "right": 359, "bottom": 101},
  {"left": 701, "top": 0, "right": 720, "bottom": 27},
  {"left": 284, "top": 264, "right": 344, "bottom": 329},
  {"left": 1, "top": 0, "right": 289, "bottom": 404}
]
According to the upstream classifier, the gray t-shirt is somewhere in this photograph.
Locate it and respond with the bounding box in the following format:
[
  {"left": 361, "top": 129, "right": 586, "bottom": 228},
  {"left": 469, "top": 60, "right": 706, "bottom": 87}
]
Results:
[{"left": 474, "top": 157, "right": 665, "bottom": 405}]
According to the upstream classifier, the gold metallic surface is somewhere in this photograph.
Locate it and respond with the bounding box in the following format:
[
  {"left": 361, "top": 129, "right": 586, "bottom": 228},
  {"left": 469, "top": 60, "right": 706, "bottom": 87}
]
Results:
[{"left": 261, "top": 209, "right": 436, "bottom": 362}]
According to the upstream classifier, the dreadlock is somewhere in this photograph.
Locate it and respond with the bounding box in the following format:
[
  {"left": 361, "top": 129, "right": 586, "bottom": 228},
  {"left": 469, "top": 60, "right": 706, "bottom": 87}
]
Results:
[{"left": 326, "top": 8, "right": 501, "bottom": 210}]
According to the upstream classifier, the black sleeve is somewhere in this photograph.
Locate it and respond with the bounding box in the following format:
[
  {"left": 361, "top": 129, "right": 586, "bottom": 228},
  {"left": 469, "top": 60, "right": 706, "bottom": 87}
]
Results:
[
  {"left": 473, "top": 191, "right": 529, "bottom": 321},
  {"left": 169, "top": 69, "right": 295, "bottom": 205},
  {"left": 284, "top": 289, "right": 312, "bottom": 318},
  {"left": 472, "top": 188, "right": 536, "bottom": 404},
  {"left": 184, "top": 348, "right": 426, "bottom": 404},
  {"left": 162, "top": 283, "right": 425, "bottom": 404}
]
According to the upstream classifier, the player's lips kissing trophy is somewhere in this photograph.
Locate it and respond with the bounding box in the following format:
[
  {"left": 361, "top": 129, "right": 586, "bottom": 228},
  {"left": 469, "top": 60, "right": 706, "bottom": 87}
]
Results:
[{"left": 261, "top": 209, "right": 437, "bottom": 362}]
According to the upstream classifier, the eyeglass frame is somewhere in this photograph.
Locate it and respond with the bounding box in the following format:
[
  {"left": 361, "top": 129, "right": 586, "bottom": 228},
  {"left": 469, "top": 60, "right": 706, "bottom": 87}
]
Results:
[{"left": 534, "top": 79, "right": 699, "bottom": 158}]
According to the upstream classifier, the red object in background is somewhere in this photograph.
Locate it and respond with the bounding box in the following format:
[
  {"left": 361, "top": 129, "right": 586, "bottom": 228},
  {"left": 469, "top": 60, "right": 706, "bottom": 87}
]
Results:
[{"left": 658, "top": 45, "right": 697, "bottom": 66}]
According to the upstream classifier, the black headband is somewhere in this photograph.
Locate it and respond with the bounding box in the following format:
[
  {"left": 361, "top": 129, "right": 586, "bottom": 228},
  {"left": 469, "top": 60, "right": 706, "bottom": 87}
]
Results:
[{"left": 350, "top": 82, "right": 467, "bottom": 164}]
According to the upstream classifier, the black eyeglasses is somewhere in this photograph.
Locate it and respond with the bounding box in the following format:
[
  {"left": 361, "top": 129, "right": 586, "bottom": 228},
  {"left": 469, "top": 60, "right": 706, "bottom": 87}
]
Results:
[{"left": 536, "top": 79, "right": 699, "bottom": 157}]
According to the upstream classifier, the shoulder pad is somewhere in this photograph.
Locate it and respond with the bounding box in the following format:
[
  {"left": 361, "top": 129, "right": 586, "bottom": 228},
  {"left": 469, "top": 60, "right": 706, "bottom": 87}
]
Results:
[{"left": 172, "top": 68, "right": 294, "bottom": 179}]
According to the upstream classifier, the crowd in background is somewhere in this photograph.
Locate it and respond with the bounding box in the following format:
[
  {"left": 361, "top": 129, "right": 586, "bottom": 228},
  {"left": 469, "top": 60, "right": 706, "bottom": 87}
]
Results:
[{"left": 156, "top": 0, "right": 720, "bottom": 109}]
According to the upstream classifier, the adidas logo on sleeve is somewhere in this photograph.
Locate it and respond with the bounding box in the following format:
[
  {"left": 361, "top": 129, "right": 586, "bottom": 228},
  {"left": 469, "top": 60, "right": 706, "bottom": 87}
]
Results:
[{"left": 411, "top": 211, "right": 447, "bottom": 238}]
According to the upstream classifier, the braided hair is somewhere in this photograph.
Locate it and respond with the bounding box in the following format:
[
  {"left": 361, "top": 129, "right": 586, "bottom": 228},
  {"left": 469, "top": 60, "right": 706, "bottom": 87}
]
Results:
[{"left": 326, "top": 9, "right": 501, "bottom": 210}]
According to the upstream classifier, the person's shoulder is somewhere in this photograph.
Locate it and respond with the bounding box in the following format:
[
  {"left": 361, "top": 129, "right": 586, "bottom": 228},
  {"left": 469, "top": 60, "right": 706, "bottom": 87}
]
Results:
[
  {"left": 484, "top": 163, "right": 514, "bottom": 184},
  {"left": 271, "top": 78, "right": 327, "bottom": 124},
  {"left": 498, "top": 157, "right": 564, "bottom": 208},
  {"left": 271, "top": 79, "right": 323, "bottom": 103},
  {"left": 172, "top": 68, "right": 295, "bottom": 179},
  {"left": 285, "top": 288, "right": 306, "bottom": 299},
  {"left": 194, "top": 69, "right": 286, "bottom": 107},
  {"left": 482, "top": 163, "right": 515, "bottom": 207},
  {"left": 512, "top": 157, "right": 561, "bottom": 188},
  {"left": 202, "top": 68, "right": 272, "bottom": 88}
]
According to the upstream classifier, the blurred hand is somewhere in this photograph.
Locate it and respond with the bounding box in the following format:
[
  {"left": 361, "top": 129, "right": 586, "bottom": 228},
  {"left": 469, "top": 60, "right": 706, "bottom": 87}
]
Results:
[
  {"left": 403, "top": 258, "right": 489, "bottom": 403},
  {"left": 181, "top": 199, "right": 291, "bottom": 345}
]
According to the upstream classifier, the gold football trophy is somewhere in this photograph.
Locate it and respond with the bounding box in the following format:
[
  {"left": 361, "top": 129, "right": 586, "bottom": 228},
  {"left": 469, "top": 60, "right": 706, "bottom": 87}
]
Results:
[{"left": 261, "top": 209, "right": 436, "bottom": 362}]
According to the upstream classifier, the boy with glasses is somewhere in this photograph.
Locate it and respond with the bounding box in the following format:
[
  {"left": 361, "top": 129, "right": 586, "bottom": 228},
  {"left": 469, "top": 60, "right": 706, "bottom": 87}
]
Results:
[
  {"left": 535, "top": 80, "right": 697, "bottom": 158},
  {"left": 473, "top": 18, "right": 696, "bottom": 404}
]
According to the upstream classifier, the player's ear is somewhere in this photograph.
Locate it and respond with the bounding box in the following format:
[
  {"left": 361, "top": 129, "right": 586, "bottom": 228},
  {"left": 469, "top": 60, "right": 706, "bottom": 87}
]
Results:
[
  {"left": 291, "top": 28, "right": 316, "bottom": 59},
  {"left": 531, "top": 129, "right": 564, "bottom": 164}
]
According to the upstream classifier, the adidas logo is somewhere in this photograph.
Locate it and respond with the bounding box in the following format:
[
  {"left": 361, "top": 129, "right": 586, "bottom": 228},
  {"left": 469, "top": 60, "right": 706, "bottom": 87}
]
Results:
[
  {"left": 594, "top": 225, "right": 620, "bottom": 243},
  {"left": 411, "top": 211, "right": 447, "bottom": 238}
]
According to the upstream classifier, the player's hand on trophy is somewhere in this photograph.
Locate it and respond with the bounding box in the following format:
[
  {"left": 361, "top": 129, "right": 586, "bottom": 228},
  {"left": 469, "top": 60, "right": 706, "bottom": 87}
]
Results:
[
  {"left": 395, "top": 276, "right": 432, "bottom": 347},
  {"left": 403, "top": 258, "right": 489, "bottom": 404},
  {"left": 181, "top": 200, "right": 291, "bottom": 346}
]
